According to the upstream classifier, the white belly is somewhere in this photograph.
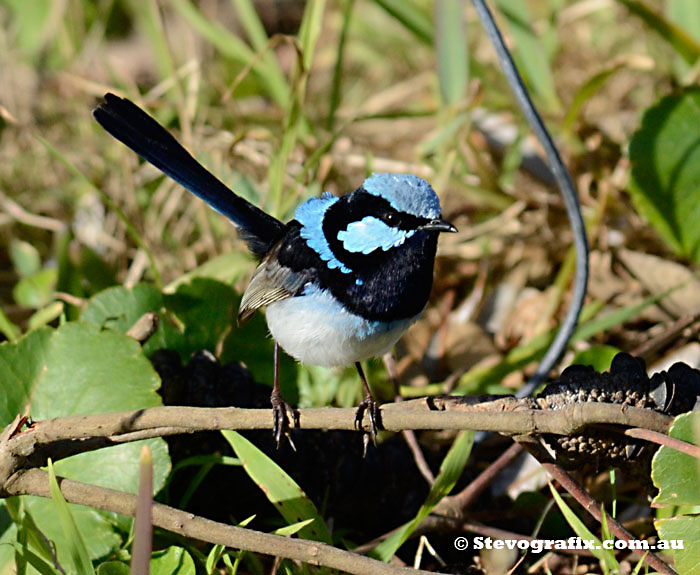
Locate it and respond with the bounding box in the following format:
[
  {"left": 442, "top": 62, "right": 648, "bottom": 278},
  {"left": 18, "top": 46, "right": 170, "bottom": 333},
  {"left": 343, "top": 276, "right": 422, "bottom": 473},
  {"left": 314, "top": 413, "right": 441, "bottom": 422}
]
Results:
[{"left": 265, "top": 287, "right": 419, "bottom": 367}]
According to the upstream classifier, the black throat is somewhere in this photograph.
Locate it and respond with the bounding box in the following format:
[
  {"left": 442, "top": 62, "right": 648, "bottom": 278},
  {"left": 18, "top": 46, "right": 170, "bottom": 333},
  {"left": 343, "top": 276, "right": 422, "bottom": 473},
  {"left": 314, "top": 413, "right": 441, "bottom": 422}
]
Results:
[{"left": 276, "top": 191, "right": 441, "bottom": 322}]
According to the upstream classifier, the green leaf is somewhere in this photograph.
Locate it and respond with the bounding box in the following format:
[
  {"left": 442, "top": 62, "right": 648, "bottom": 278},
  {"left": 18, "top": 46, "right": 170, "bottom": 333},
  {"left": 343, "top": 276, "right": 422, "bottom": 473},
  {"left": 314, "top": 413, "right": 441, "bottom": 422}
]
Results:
[
  {"left": 0, "top": 323, "right": 170, "bottom": 561},
  {"left": 83, "top": 279, "right": 238, "bottom": 359},
  {"left": 435, "top": 0, "right": 468, "bottom": 107},
  {"left": 14, "top": 544, "right": 60, "bottom": 575},
  {"left": 82, "top": 283, "right": 169, "bottom": 351},
  {"left": 165, "top": 279, "right": 237, "bottom": 358},
  {"left": 652, "top": 412, "right": 700, "bottom": 506},
  {"left": 47, "top": 460, "right": 96, "bottom": 575},
  {"left": 27, "top": 302, "right": 65, "bottom": 331},
  {"left": 655, "top": 515, "right": 700, "bottom": 574},
  {"left": 0, "top": 500, "right": 21, "bottom": 575},
  {"left": 0, "top": 304, "right": 21, "bottom": 342},
  {"left": 150, "top": 547, "right": 196, "bottom": 575},
  {"left": 25, "top": 322, "right": 161, "bottom": 420},
  {"left": 373, "top": 430, "right": 474, "bottom": 561},
  {"left": 13, "top": 269, "right": 57, "bottom": 309},
  {"left": 273, "top": 518, "right": 315, "bottom": 536},
  {"left": 205, "top": 544, "right": 226, "bottom": 574},
  {"left": 96, "top": 561, "right": 131, "bottom": 575},
  {"left": 221, "top": 431, "right": 332, "bottom": 543},
  {"left": 629, "top": 89, "right": 700, "bottom": 262},
  {"left": 9, "top": 240, "right": 41, "bottom": 278},
  {"left": 14, "top": 504, "right": 59, "bottom": 574},
  {"left": 548, "top": 484, "right": 617, "bottom": 570},
  {"left": 569, "top": 346, "right": 621, "bottom": 372}
]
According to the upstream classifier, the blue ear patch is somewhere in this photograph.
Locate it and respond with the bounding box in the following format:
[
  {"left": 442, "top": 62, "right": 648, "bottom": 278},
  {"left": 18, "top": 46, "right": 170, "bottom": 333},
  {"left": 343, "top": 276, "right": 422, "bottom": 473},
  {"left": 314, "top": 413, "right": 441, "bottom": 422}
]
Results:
[
  {"left": 363, "top": 173, "right": 441, "bottom": 219},
  {"left": 295, "top": 194, "right": 352, "bottom": 273},
  {"left": 338, "top": 216, "right": 415, "bottom": 254}
]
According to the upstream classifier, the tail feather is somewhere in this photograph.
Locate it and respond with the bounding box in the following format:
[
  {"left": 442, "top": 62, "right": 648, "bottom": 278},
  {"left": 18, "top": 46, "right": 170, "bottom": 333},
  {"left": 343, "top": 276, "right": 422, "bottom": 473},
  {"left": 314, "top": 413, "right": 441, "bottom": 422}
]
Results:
[{"left": 93, "top": 93, "right": 285, "bottom": 257}]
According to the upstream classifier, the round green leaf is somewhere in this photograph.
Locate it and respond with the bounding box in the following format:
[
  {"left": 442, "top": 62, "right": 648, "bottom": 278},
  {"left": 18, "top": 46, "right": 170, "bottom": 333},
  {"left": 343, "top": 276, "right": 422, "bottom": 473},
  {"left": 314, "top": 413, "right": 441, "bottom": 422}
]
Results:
[
  {"left": 655, "top": 515, "right": 700, "bottom": 575},
  {"left": 96, "top": 561, "right": 131, "bottom": 575},
  {"left": 83, "top": 279, "right": 238, "bottom": 359},
  {"left": 629, "top": 89, "right": 700, "bottom": 262},
  {"left": 9, "top": 240, "right": 41, "bottom": 278},
  {"left": 13, "top": 269, "right": 57, "bottom": 309},
  {"left": 0, "top": 323, "right": 170, "bottom": 561},
  {"left": 150, "top": 547, "right": 195, "bottom": 575},
  {"left": 652, "top": 411, "right": 700, "bottom": 506}
]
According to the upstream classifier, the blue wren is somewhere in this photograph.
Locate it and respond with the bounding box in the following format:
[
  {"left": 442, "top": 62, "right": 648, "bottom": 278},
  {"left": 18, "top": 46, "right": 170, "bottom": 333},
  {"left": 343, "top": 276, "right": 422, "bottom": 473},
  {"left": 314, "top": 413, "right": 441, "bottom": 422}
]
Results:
[{"left": 93, "top": 93, "right": 456, "bottom": 446}]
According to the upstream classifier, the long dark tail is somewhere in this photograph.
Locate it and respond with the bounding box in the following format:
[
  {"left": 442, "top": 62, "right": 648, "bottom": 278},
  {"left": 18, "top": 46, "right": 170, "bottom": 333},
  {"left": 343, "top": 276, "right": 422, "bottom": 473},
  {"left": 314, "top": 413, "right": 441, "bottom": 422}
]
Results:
[{"left": 93, "top": 93, "right": 285, "bottom": 257}]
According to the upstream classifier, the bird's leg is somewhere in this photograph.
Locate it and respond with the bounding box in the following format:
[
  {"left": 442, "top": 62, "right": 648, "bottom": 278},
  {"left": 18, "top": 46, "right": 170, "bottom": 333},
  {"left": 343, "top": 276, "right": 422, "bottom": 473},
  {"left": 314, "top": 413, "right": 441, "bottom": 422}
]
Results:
[
  {"left": 270, "top": 342, "right": 299, "bottom": 449},
  {"left": 353, "top": 361, "right": 381, "bottom": 444}
]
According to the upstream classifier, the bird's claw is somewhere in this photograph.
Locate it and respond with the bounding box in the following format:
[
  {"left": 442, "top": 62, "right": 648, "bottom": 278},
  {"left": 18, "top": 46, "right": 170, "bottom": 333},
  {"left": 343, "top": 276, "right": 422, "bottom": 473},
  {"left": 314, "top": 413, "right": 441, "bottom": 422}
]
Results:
[
  {"left": 271, "top": 391, "right": 299, "bottom": 450},
  {"left": 354, "top": 396, "right": 381, "bottom": 454}
]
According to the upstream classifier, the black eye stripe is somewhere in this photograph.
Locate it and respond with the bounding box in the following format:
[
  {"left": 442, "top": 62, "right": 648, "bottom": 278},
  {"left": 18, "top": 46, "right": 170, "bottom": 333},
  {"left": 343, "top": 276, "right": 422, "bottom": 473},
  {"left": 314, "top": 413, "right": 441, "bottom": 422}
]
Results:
[{"left": 323, "top": 189, "right": 426, "bottom": 239}]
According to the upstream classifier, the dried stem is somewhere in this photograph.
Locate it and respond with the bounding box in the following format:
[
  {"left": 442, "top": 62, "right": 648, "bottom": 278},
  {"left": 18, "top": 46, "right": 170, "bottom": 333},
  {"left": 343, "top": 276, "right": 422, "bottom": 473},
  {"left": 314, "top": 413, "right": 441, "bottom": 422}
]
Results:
[{"left": 0, "top": 397, "right": 677, "bottom": 575}]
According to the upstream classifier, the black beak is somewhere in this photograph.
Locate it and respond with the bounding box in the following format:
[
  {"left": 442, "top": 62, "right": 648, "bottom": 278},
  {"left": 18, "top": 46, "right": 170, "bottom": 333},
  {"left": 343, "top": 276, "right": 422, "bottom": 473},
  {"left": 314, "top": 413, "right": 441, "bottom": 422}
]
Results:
[{"left": 421, "top": 218, "right": 457, "bottom": 233}]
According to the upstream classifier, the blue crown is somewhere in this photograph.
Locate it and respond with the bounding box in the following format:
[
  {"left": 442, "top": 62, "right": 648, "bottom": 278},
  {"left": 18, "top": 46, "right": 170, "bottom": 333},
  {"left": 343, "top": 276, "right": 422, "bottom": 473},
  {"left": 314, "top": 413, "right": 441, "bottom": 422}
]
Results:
[{"left": 363, "top": 173, "right": 441, "bottom": 220}]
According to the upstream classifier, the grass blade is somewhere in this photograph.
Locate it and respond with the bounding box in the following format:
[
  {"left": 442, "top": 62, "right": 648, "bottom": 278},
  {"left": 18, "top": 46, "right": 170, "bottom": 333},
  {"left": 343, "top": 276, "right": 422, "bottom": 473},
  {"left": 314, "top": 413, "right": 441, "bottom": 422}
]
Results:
[
  {"left": 548, "top": 483, "right": 617, "bottom": 571},
  {"left": 273, "top": 518, "right": 315, "bottom": 537},
  {"left": 373, "top": 0, "right": 433, "bottom": 45},
  {"left": 47, "top": 459, "right": 96, "bottom": 575},
  {"left": 495, "top": 0, "right": 560, "bottom": 110},
  {"left": 373, "top": 430, "right": 474, "bottom": 561},
  {"left": 229, "top": 0, "right": 289, "bottom": 95},
  {"left": 435, "top": 0, "right": 468, "bottom": 107},
  {"left": 616, "top": 0, "right": 700, "bottom": 65},
  {"left": 221, "top": 431, "right": 332, "bottom": 543},
  {"left": 327, "top": 0, "right": 354, "bottom": 131},
  {"left": 170, "top": 0, "right": 288, "bottom": 107},
  {"left": 0, "top": 305, "right": 20, "bottom": 342},
  {"left": 13, "top": 546, "right": 60, "bottom": 575},
  {"left": 267, "top": 0, "right": 326, "bottom": 215}
]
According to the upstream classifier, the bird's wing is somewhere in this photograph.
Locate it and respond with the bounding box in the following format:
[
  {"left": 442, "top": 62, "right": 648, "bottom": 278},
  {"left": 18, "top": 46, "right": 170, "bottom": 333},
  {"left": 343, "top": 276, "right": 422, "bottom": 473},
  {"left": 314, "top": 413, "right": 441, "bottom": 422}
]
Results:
[
  {"left": 93, "top": 93, "right": 286, "bottom": 257},
  {"left": 238, "top": 246, "right": 310, "bottom": 325}
]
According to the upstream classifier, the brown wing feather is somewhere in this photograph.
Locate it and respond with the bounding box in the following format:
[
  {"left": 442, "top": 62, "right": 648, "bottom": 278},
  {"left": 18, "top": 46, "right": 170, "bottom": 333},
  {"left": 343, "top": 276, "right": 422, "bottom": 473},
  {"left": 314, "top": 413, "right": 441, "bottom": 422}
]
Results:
[{"left": 238, "top": 247, "right": 309, "bottom": 325}]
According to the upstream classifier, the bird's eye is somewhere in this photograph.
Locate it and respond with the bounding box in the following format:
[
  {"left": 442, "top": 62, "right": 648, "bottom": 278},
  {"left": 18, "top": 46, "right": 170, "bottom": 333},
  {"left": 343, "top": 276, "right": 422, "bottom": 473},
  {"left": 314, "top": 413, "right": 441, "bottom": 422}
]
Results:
[{"left": 381, "top": 212, "right": 399, "bottom": 226}]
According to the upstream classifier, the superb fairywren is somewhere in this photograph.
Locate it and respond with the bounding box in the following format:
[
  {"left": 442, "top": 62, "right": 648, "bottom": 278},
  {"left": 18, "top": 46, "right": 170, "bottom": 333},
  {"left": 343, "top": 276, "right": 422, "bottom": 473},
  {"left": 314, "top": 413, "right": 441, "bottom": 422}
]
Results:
[{"left": 93, "top": 93, "right": 456, "bottom": 445}]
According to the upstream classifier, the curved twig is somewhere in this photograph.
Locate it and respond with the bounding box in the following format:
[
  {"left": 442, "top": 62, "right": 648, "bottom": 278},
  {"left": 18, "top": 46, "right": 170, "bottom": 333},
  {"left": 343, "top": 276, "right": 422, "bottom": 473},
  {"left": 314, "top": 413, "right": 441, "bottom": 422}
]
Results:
[{"left": 5, "top": 469, "right": 438, "bottom": 575}]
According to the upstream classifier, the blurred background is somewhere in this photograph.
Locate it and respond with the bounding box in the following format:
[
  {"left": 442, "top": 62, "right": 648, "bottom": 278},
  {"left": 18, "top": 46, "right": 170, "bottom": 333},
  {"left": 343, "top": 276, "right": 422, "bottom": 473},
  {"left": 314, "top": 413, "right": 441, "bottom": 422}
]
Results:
[{"left": 3, "top": 0, "right": 699, "bottom": 390}]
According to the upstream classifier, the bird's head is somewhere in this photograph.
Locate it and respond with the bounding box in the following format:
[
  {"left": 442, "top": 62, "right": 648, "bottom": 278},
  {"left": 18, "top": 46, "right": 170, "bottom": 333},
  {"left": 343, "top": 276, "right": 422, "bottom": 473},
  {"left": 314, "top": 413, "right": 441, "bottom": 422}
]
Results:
[{"left": 295, "top": 173, "right": 456, "bottom": 274}]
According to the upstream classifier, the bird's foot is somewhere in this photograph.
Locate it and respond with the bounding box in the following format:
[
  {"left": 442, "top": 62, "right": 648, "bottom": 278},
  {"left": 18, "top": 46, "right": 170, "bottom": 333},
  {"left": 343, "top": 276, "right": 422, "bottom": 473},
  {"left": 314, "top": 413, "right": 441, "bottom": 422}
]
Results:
[
  {"left": 271, "top": 390, "right": 299, "bottom": 450},
  {"left": 354, "top": 396, "right": 382, "bottom": 454}
]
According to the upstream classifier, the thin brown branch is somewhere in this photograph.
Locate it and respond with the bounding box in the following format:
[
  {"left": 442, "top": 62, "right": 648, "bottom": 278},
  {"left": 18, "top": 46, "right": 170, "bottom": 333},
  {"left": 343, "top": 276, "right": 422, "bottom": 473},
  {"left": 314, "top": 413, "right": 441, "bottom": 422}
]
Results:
[
  {"left": 519, "top": 440, "right": 677, "bottom": 575},
  {"left": 13, "top": 399, "right": 674, "bottom": 448},
  {"left": 435, "top": 442, "right": 524, "bottom": 516},
  {"left": 625, "top": 427, "right": 700, "bottom": 459},
  {"left": 5, "top": 469, "right": 440, "bottom": 575},
  {"left": 0, "top": 401, "right": 672, "bottom": 489},
  {"left": 384, "top": 353, "right": 436, "bottom": 485},
  {"left": 0, "top": 399, "right": 678, "bottom": 574}
]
